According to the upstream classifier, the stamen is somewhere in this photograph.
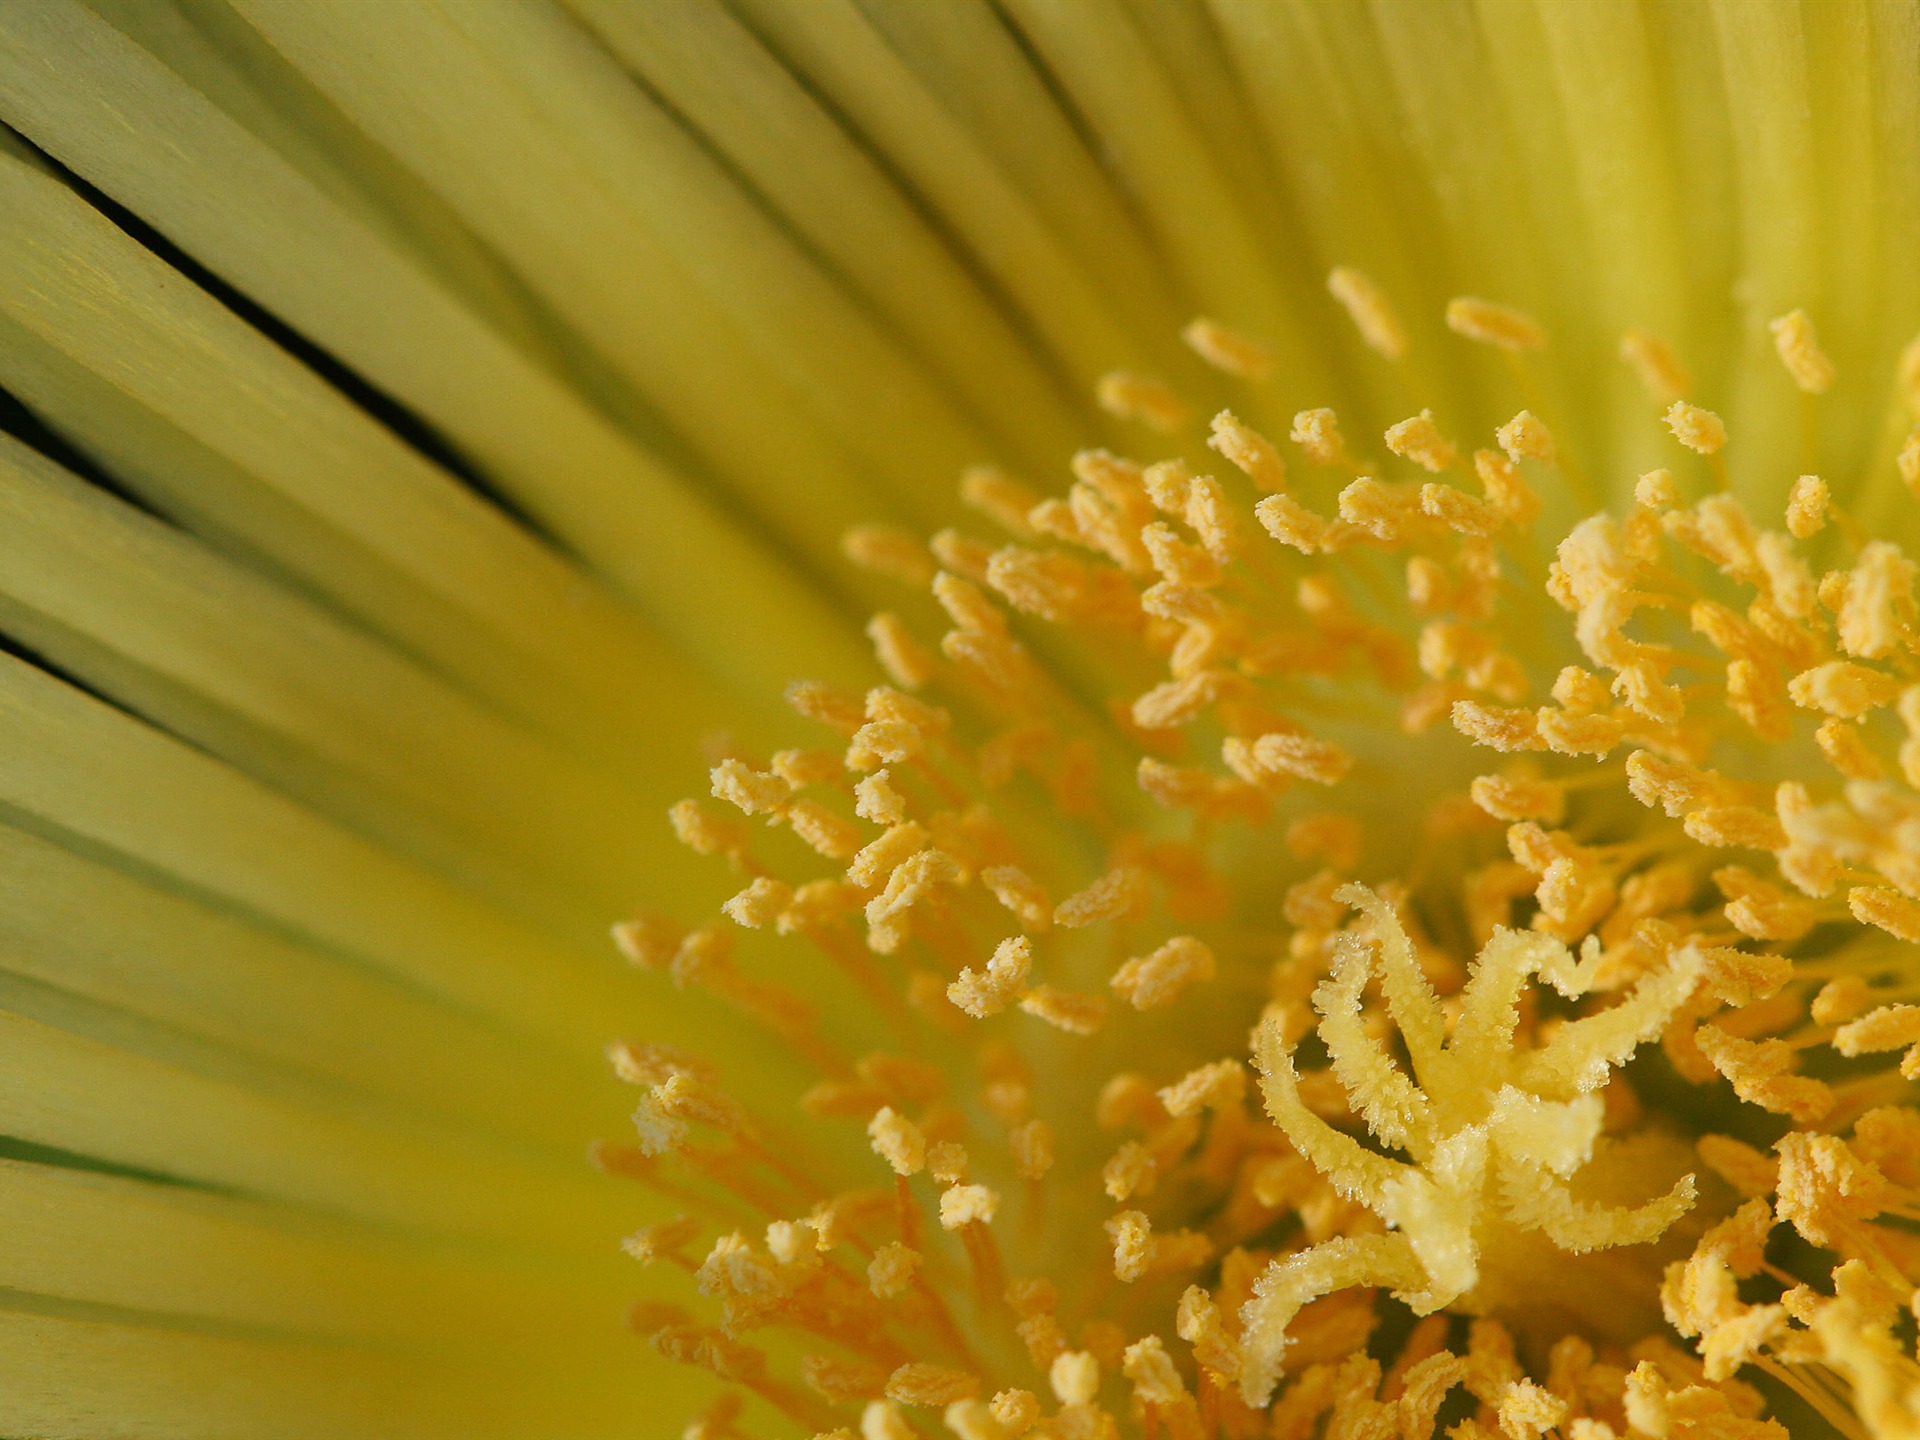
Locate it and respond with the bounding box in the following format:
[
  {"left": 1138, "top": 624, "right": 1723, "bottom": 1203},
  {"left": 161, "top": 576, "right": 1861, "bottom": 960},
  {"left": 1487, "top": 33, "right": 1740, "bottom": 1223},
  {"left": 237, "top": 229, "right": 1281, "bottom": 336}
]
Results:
[
  {"left": 1664, "top": 402, "right": 1728, "bottom": 456},
  {"left": 1327, "top": 266, "right": 1408, "bottom": 360},
  {"left": 1208, "top": 410, "right": 1287, "bottom": 491},
  {"left": 627, "top": 297, "right": 1920, "bottom": 1440},
  {"left": 1290, "top": 408, "right": 1351, "bottom": 468},
  {"left": 1446, "top": 296, "right": 1546, "bottom": 351},
  {"left": 845, "top": 526, "right": 937, "bottom": 586},
  {"left": 1769, "top": 310, "right": 1836, "bottom": 394},
  {"left": 1098, "top": 372, "right": 1192, "bottom": 432},
  {"left": 1620, "top": 329, "right": 1693, "bottom": 403},
  {"left": 1183, "top": 317, "right": 1276, "bottom": 380},
  {"left": 1385, "top": 410, "right": 1458, "bottom": 472}
]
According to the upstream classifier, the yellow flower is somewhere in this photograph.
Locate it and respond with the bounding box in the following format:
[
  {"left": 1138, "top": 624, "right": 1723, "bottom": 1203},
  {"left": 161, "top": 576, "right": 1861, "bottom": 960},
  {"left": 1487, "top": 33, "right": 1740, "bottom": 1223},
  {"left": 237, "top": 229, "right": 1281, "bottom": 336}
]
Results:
[{"left": 1, "top": 3, "right": 1919, "bottom": 1438}]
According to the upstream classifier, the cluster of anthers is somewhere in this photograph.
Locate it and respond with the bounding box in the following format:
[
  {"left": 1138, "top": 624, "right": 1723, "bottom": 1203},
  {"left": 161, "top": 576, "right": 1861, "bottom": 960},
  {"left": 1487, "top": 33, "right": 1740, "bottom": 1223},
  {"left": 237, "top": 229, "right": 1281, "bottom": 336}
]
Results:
[{"left": 603, "top": 268, "right": 1920, "bottom": 1440}]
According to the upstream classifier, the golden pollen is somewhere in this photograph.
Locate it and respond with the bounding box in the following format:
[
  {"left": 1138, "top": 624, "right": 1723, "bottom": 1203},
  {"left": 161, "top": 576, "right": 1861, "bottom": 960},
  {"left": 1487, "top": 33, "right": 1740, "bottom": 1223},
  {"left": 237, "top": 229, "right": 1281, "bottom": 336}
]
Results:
[{"left": 616, "top": 271, "right": 1920, "bottom": 1440}]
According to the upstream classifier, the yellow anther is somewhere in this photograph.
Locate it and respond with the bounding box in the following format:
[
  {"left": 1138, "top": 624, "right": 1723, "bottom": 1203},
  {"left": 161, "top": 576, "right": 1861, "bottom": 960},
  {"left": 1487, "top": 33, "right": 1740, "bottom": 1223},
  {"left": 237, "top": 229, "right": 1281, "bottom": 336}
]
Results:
[
  {"left": 1226, "top": 731, "right": 1353, "bottom": 788},
  {"left": 1158, "top": 1059, "right": 1245, "bottom": 1118},
  {"left": 710, "top": 758, "right": 790, "bottom": 817},
  {"left": 667, "top": 800, "right": 750, "bottom": 860},
  {"left": 888, "top": 1365, "right": 980, "bottom": 1408},
  {"left": 1009, "top": 1119, "right": 1055, "bottom": 1179},
  {"left": 1815, "top": 718, "right": 1882, "bottom": 782},
  {"left": 1184, "top": 473, "right": 1239, "bottom": 562},
  {"left": 1096, "top": 371, "right": 1191, "bottom": 432},
  {"left": 778, "top": 879, "right": 862, "bottom": 935},
  {"left": 1176, "top": 1288, "right": 1242, "bottom": 1380},
  {"left": 1140, "top": 523, "right": 1220, "bottom": 587},
  {"left": 805, "top": 1357, "right": 890, "bottom": 1405},
  {"left": 853, "top": 769, "right": 908, "bottom": 827},
  {"left": 847, "top": 720, "right": 924, "bottom": 772},
  {"left": 1452, "top": 700, "right": 1546, "bottom": 752},
  {"left": 864, "top": 1399, "right": 917, "bottom": 1440},
  {"left": 1338, "top": 477, "right": 1425, "bottom": 541},
  {"left": 959, "top": 466, "right": 1040, "bottom": 537},
  {"left": 1469, "top": 774, "right": 1565, "bottom": 824},
  {"left": 1833, "top": 1001, "right": 1920, "bottom": 1057},
  {"left": 938, "top": 1182, "right": 999, "bottom": 1230},
  {"left": 1049, "top": 1351, "right": 1101, "bottom": 1407},
  {"left": 1785, "top": 475, "right": 1828, "bottom": 538},
  {"left": 1255, "top": 493, "right": 1337, "bottom": 553},
  {"left": 1848, "top": 887, "right": 1920, "bottom": 944},
  {"left": 1421, "top": 483, "right": 1503, "bottom": 537},
  {"left": 1208, "top": 410, "right": 1287, "bottom": 491},
  {"left": 1682, "top": 806, "right": 1786, "bottom": 852},
  {"left": 654, "top": 1073, "right": 747, "bottom": 1134},
  {"left": 1107, "top": 1211, "right": 1154, "bottom": 1283},
  {"left": 867, "top": 613, "right": 936, "bottom": 690},
  {"left": 1663, "top": 401, "right": 1727, "bottom": 455},
  {"left": 771, "top": 750, "right": 840, "bottom": 790},
  {"left": 989, "top": 1391, "right": 1038, "bottom": 1437},
  {"left": 629, "top": 1087, "right": 690, "bottom": 1155},
  {"left": 867, "top": 1107, "right": 927, "bottom": 1176},
  {"left": 1496, "top": 410, "right": 1555, "bottom": 465},
  {"left": 787, "top": 678, "right": 867, "bottom": 735},
  {"left": 1384, "top": 410, "right": 1458, "bottom": 472},
  {"left": 1054, "top": 866, "right": 1151, "bottom": 927},
  {"left": 1122, "top": 1336, "right": 1191, "bottom": 1408},
  {"left": 843, "top": 525, "right": 936, "bottom": 586},
  {"left": 1018, "top": 985, "right": 1108, "bottom": 1034},
  {"left": 865, "top": 848, "right": 961, "bottom": 931},
  {"left": 1768, "top": 309, "right": 1835, "bottom": 394},
  {"left": 722, "top": 876, "right": 792, "bottom": 929},
  {"left": 926, "top": 1140, "right": 968, "bottom": 1186},
  {"left": 948, "top": 937, "right": 1032, "bottom": 1018},
  {"left": 1290, "top": 408, "right": 1350, "bottom": 467},
  {"left": 1619, "top": 329, "right": 1692, "bottom": 403},
  {"left": 1398, "top": 1352, "right": 1471, "bottom": 1440},
  {"left": 1633, "top": 469, "right": 1678, "bottom": 510},
  {"left": 612, "top": 915, "right": 684, "bottom": 971},
  {"left": 1111, "top": 936, "right": 1217, "bottom": 1010},
  {"left": 1446, "top": 296, "right": 1546, "bottom": 351},
  {"left": 984, "top": 546, "right": 1092, "bottom": 624},
  {"left": 980, "top": 865, "right": 1052, "bottom": 931},
  {"left": 1713, "top": 866, "right": 1816, "bottom": 942},
  {"left": 1472, "top": 449, "right": 1541, "bottom": 526},
  {"left": 867, "top": 1242, "right": 921, "bottom": 1299},
  {"left": 1775, "top": 1133, "right": 1888, "bottom": 1246},
  {"left": 1789, "top": 660, "right": 1899, "bottom": 719},
  {"left": 609, "top": 1039, "right": 714, "bottom": 1088},
  {"left": 930, "top": 529, "right": 994, "bottom": 581},
  {"left": 1694, "top": 1026, "right": 1832, "bottom": 1123},
  {"left": 1498, "top": 1382, "right": 1568, "bottom": 1440},
  {"left": 1327, "top": 266, "right": 1408, "bottom": 360},
  {"left": 622, "top": 1214, "right": 702, "bottom": 1266},
  {"left": 1183, "top": 316, "right": 1276, "bottom": 379},
  {"left": 1139, "top": 459, "right": 1191, "bottom": 518},
  {"left": 1102, "top": 1142, "right": 1158, "bottom": 1202},
  {"left": 941, "top": 1400, "right": 1003, "bottom": 1440},
  {"left": 1836, "top": 541, "right": 1916, "bottom": 661},
  {"left": 1810, "top": 977, "right": 1873, "bottom": 1030}
]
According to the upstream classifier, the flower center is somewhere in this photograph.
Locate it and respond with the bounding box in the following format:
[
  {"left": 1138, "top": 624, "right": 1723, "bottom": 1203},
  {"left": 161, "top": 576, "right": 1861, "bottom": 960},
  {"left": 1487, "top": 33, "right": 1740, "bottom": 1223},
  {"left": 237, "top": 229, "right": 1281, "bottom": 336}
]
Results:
[{"left": 607, "top": 274, "right": 1920, "bottom": 1440}]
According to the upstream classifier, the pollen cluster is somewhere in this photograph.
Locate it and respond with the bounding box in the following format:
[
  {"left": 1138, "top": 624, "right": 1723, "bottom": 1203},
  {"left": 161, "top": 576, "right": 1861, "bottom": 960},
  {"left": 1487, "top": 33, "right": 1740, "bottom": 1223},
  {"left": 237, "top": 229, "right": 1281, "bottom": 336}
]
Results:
[{"left": 608, "top": 273, "right": 1920, "bottom": 1440}]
